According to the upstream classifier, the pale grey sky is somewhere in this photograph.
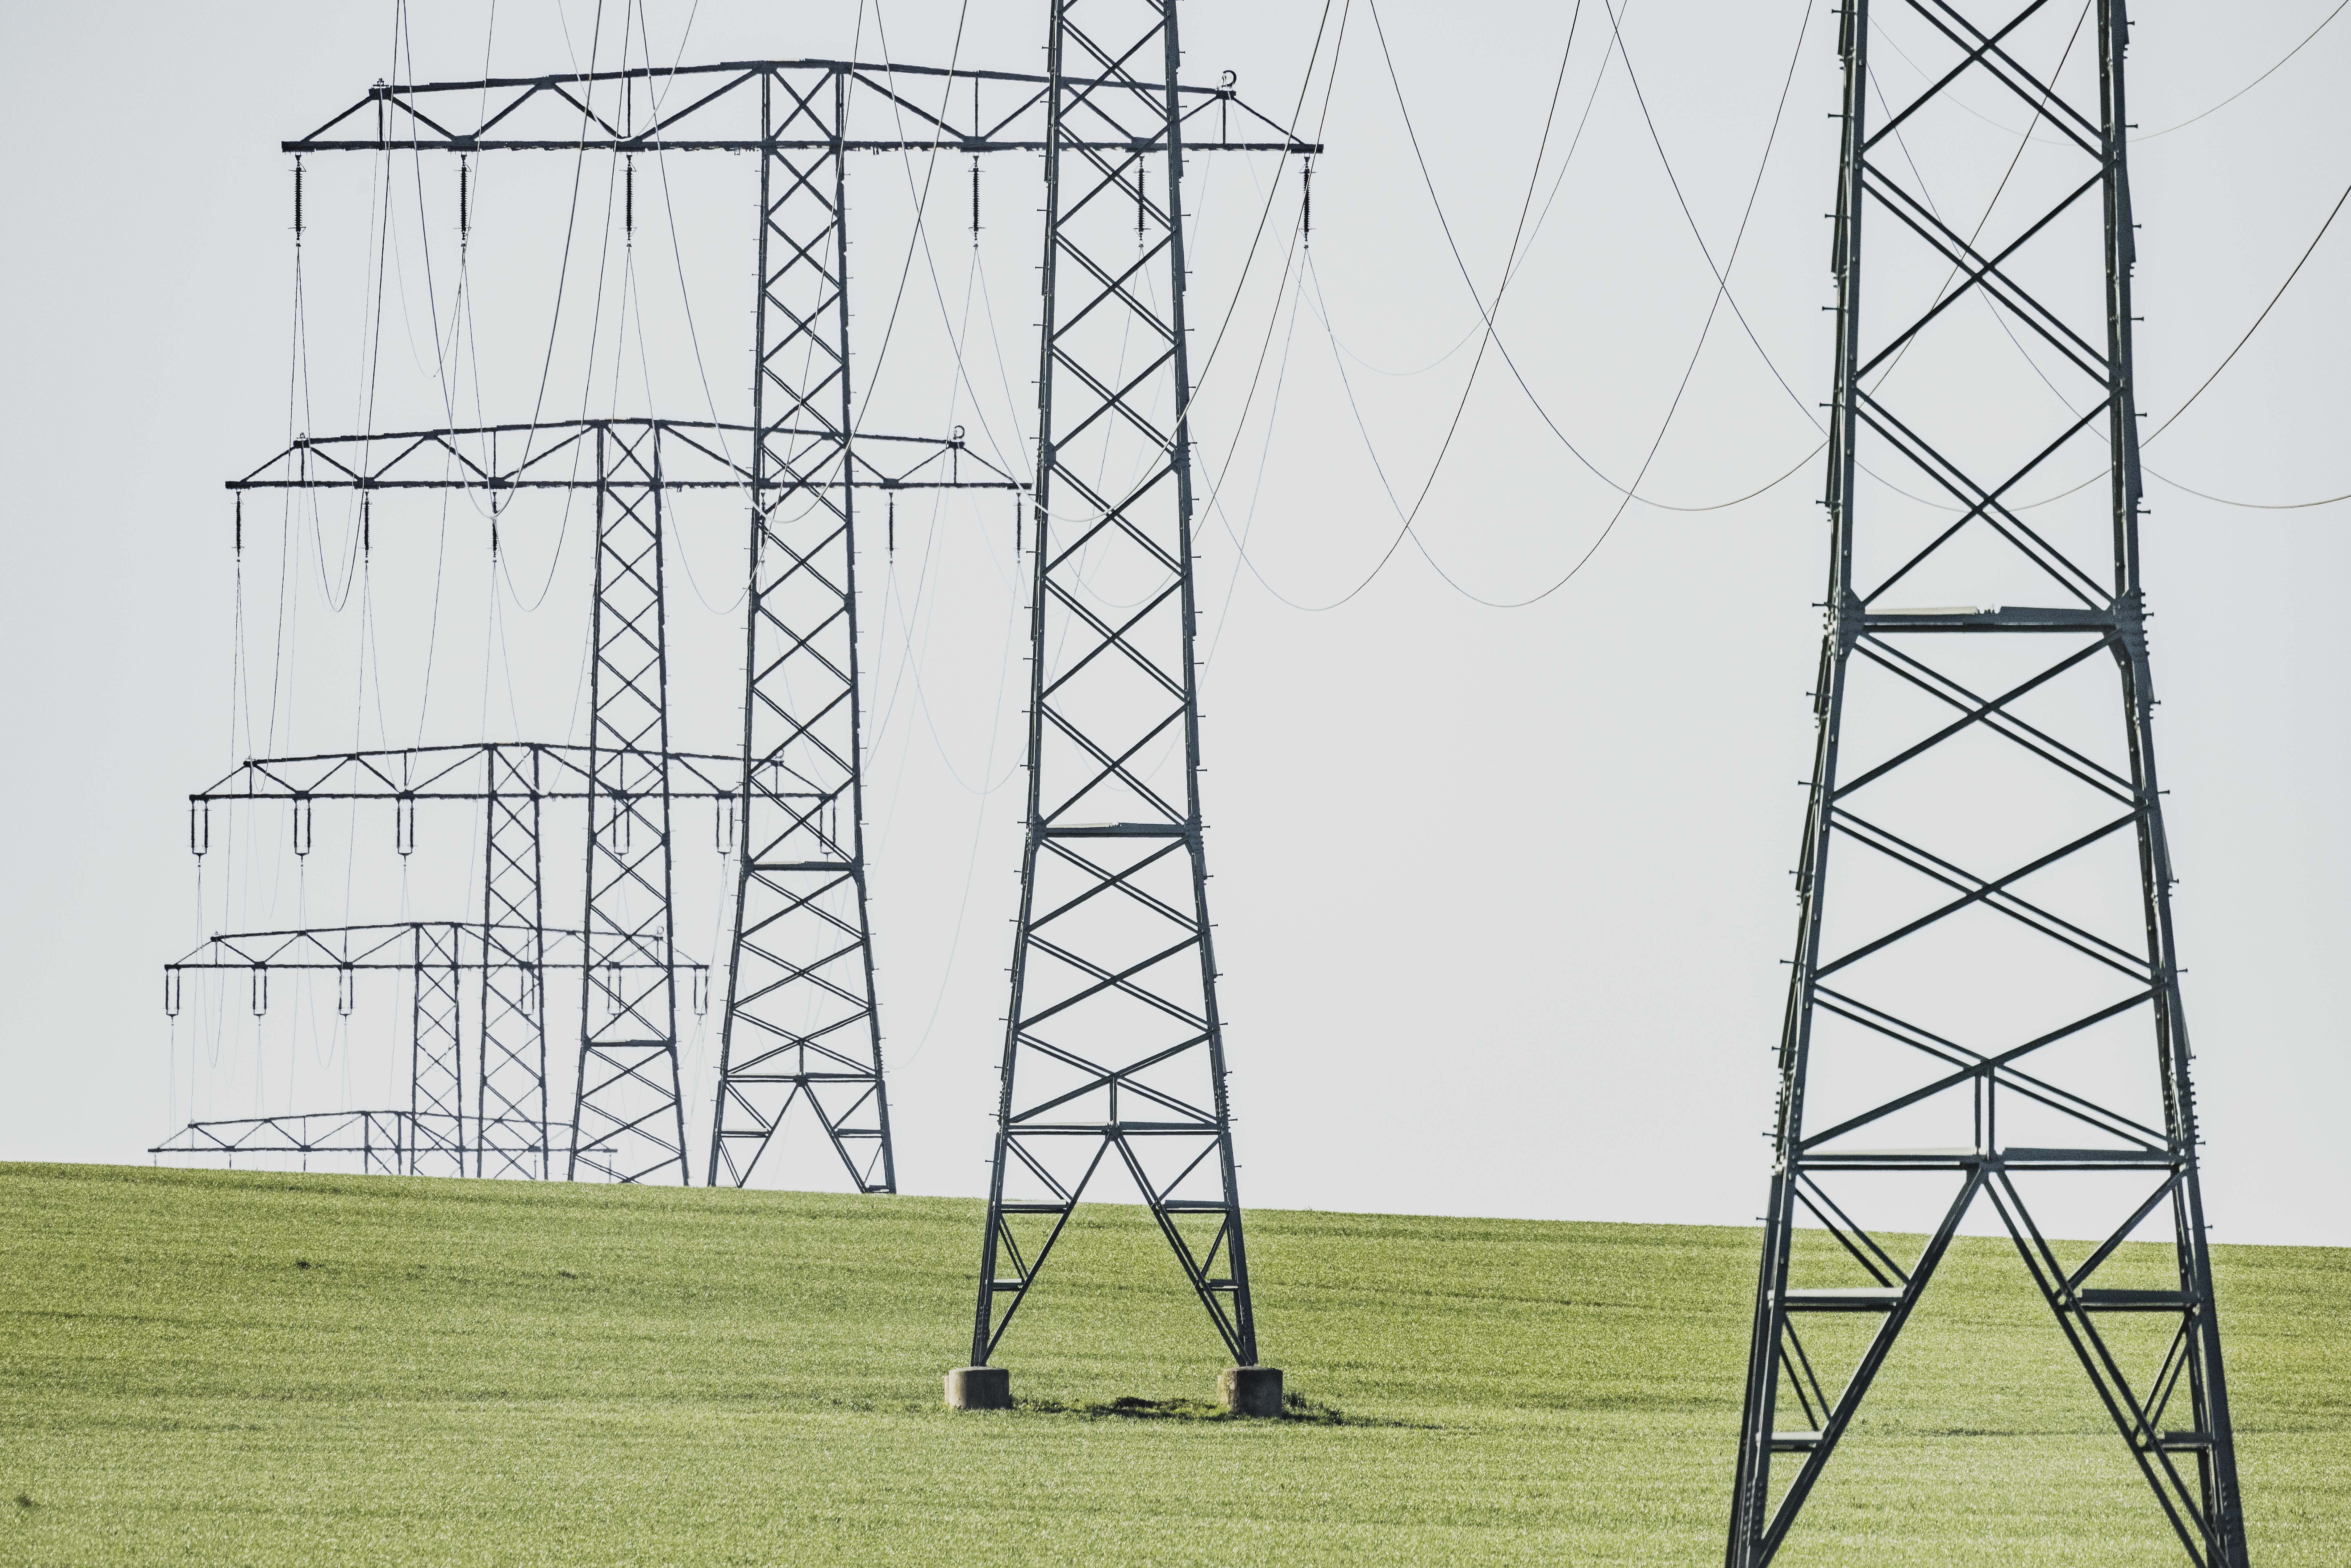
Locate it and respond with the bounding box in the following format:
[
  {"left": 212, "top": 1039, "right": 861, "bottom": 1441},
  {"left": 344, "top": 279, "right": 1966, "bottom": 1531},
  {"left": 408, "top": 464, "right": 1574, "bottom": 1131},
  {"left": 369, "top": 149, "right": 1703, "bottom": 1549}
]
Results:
[{"left": 2, "top": 1, "right": 2345, "bottom": 1244}]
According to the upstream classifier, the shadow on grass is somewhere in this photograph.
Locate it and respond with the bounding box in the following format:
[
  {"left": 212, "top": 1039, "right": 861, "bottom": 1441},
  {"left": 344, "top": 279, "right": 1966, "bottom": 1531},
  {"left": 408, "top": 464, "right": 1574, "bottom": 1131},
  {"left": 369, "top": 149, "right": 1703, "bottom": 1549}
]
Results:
[{"left": 1017, "top": 1391, "right": 1431, "bottom": 1428}]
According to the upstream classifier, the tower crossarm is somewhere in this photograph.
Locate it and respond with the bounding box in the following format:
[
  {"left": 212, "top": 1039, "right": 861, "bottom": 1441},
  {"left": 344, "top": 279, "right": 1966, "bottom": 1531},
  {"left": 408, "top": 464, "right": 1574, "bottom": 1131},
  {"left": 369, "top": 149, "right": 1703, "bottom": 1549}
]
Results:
[
  {"left": 283, "top": 59, "right": 1320, "bottom": 155},
  {"left": 227, "top": 420, "right": 1022, "bottom": 494},
  {"left": 164, "top": 922, "right": 703, "bottom": 977},
  {"left": 190, "top": 743, "right": 747, "bottom": 804},
  {"left": 148, "top": 1111, "right": 436, "bottom": 1174}
]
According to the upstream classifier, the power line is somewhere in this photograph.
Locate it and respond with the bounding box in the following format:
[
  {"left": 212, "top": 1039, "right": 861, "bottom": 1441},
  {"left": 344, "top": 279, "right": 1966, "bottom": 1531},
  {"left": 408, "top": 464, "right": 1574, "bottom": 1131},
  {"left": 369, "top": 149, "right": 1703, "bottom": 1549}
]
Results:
[
  {"left": 2139, "top": 0, "right": 2350, "bottom": 140},
  {"left": 1276, "top": 0, "right": 1816, "bottom": 612},
  {"left": 2149, "top": 177, "right": 2351, "bottom": 443}
]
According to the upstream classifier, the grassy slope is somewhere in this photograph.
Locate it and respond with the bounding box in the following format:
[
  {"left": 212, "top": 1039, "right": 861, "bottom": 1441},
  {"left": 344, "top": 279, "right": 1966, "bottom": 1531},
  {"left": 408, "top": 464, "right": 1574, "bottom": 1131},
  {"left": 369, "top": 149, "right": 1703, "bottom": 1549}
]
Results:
[{"left": 0, "top": 1163, "right": 2342, "bottom": 1566}]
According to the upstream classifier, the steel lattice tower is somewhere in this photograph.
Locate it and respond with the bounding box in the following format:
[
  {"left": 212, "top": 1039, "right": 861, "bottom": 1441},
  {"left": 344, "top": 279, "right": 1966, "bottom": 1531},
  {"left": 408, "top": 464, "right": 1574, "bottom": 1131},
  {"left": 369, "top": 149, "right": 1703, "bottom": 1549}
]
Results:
[
  {"left": 173, "top": 729, "right": 748, "bottom": 1179},
  {"left": 969, "top": 0, "right": 1259, "bottom": 1372},
  {"left": 411, "top": 924, "right": 467, "bottom": 1175},
  {"left": 571, "top": 423, "right": 691, "bottom": 1183},
  {"left": 181, "top": 416, "right": 1015, "bottom": 1183},
  {"left": 285, "top": 60, "right": 1308, "bottom": 1194},
  {"left": 156, "top": 919, "right": 698, "bottom": 1174},
  {"left": 712, "top": 70, "right": 892, "bottom": 1193},
  {"left": 1726, "top": 3, "right": 2246, "bottom": 1562},
  {"left": 479, "top": 745, "right": 549, "bottom": 1178}
]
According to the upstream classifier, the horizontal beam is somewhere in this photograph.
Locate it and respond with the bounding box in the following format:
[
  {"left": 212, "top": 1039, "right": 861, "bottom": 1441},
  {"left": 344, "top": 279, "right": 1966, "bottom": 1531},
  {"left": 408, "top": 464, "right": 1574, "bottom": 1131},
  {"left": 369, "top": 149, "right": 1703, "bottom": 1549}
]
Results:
[
  {"left": 149, "top": 1109, "right": 431, "bottom": 1156},
  {"left": 1796, "top": 1145, "right": 2179, "bottom": 1171},
  {"left": 291, "top": 139, "right": 1317, "bottom": 153},
  {"left": 229, "top": 419, "right": 1023, "bottom": 494},
  {"left": 166, "top": 922, "right": 707, "bottom": 975},
  {"left": 286, "top": 58, "right": 1320, "bottom": 156},
  {"left": 192, "top": 742, "right": 767, "bottom": 803},
  {"left": 148, "top": 1111, "right": 606, "bottom": 1157},
  {"left": 1858, "top": 605, "right": 2120, "bottom": 632}
]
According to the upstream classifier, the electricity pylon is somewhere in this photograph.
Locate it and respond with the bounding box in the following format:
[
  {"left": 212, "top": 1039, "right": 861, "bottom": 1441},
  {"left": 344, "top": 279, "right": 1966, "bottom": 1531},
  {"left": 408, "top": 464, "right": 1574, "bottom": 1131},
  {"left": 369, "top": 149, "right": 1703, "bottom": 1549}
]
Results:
[
  {"left": 174, "top": 740, "right": 744, "bottom": 1178},
  {"left": 214, "top": 421, "right": 1011, "bottom": 1183},
  {"left": 286, "top": 55, "right": 1310, "bottom": 1194},
  {"left": 968, "top": 0, "right": 1314, "bottom": 1377},
  {"left": 1726, "top": 4, "right": 2246, "bottom": 1563},
  {"left": 154, "top": 920, "right": 701, "bottom": 1176}
]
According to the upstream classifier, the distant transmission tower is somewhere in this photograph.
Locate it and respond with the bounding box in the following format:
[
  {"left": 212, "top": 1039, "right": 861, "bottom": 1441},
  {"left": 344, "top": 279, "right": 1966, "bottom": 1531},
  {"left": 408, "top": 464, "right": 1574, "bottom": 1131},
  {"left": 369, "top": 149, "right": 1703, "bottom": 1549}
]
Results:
[
  {"left": 288, "top": 57, "right": 1298, "bottom": 1192},
  {"left": 180, "top": 420, "right": 1010, "bottom": 1184},
  {"left": 291, "top": 55, "right": 1307, "bottom": 1194},
  {"left": 162, "top": 734, "right": 742, "bottom": 1178},
  {"left": 959, "top": 1, "right": 1313, "bottom": 1411},
  {"left": 155, "top": 918, "right": 703, "bottom": 1176},
  {"left": 1726, "top": 4, "right": 2246, "bottom": 1563}
]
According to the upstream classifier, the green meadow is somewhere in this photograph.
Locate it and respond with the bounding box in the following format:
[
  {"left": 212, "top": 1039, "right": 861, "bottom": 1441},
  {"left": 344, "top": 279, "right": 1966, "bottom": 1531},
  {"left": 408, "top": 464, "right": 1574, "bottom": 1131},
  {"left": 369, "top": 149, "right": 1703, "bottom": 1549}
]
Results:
[{"left": 0, "top": 1162, "right": 2341, "bottom": 1564}]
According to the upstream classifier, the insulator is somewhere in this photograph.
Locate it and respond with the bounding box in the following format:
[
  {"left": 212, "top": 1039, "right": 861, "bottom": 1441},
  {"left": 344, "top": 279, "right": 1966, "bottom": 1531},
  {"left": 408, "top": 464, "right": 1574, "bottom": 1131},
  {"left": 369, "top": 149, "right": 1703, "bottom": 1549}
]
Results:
[
  {"left": 251, "top": 967, "right": 269, "bottom": 1017},
  {"left": 459, "top": 156, "right": 471, "bottom": 242},
  {"left": 1015, "top": 490, "right": 1024, "bottom": 554},
  {"left": 293, "top": 156, "right": 305, "bottom": 242},
  {"left": 715, "top": 797, "right": 737, "bottom": 858},
  {"left": 1302, "top": 157, "right": 1313, "bottom": 242},
  {"left": 1137, "top": 166, "right": 1148, "bottom": 235},
  {"left": 1220, "top": 72, "right": 1236, "bottom": 143},
  {"left": 233, "top": 493, "right": 243, "bottom": 557},
  {"left": 361, "top": 493, "right": 372, "bottom": 556},
  {"left": 189, "top": 800, "right": 210, "bottom": 858},
  {"left": 887, "top": 489, "right": 897, "bottom": 555},
  {"left": 691, "top": 967, "right": 709, "bottom": 1018},
  {"left": 970, "top": 155, "right": 982, "bottom": 240},
  {"left": 603, "top": 962, "right": 621, "bottom": 1018},
  {"left": 624, "top": 156, "right": 635, "bottom": 238},
  {"left": 394, "top": 795, "right": 416, "bottom": 856},
  {"left": 292, "top": 796, "right": 313, "bottom": 857},
  {"left": 609, "top": 799, "right": 632, "bottom": 854},
  {"left": 522, "top": 965, "right": 539, "bottom": 1013},
  {"left": 163, "top": 968, "right": 182, "bottom": 1018},
  {"left": 336, "top": 966, "right": 355, "bottom": 1017}
]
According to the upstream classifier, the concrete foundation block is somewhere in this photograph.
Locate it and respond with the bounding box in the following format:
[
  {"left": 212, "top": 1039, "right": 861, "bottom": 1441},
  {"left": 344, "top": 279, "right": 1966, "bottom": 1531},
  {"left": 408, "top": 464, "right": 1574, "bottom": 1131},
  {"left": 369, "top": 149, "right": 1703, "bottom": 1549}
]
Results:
[
  {"left": 1219, "top": 1365, "right": 1284, "bottom": 1417},
  {"left": 944, "top": 1366, "right": 1012, "bottom": 1410}
]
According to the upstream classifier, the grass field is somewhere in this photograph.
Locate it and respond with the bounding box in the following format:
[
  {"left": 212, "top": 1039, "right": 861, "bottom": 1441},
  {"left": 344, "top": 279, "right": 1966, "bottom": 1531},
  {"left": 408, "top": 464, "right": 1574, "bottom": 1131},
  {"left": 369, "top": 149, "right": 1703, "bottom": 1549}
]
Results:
[{"left": 0, "top": 1162, "right": 2342, "bottom": 1565}]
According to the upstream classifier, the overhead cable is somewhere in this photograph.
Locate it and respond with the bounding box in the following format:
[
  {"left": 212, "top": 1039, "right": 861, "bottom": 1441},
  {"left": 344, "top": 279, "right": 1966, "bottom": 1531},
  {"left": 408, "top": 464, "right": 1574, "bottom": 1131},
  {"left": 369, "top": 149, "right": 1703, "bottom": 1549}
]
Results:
[{"left": 2139, "top": 0, "right": 2350, "bottom": 140}]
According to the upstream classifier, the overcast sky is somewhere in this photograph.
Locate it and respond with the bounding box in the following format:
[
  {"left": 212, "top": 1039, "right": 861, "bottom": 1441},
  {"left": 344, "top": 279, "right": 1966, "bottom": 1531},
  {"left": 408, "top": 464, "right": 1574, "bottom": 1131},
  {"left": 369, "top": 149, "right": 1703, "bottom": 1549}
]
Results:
[{"left": 2, "top": 1, "right": 2345, "bottom": 1247}]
